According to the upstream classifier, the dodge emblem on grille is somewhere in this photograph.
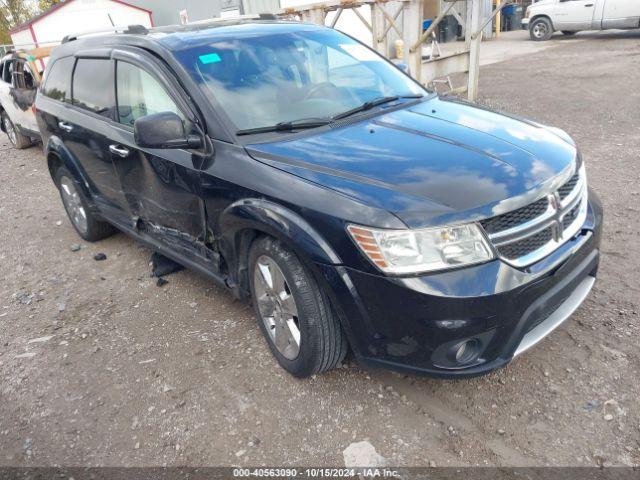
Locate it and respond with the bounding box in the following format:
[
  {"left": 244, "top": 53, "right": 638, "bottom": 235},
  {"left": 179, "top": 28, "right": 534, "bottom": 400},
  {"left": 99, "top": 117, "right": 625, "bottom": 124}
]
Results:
[{"left": 548, "top": 193, "right": 563, "bottom": 241}]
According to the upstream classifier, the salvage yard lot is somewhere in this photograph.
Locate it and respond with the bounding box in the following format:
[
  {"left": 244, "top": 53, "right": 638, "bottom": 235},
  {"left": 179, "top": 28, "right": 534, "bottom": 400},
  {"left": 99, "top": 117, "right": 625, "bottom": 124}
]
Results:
[{"left": 1, "top": 31, "right": 639, "bottom": 467}]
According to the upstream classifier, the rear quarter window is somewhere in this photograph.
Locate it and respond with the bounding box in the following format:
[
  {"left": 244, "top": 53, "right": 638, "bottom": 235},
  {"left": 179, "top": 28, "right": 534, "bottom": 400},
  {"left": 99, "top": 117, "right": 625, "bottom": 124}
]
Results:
[{"left": 42, "top": 56, "right": 74, "bottom": 102}]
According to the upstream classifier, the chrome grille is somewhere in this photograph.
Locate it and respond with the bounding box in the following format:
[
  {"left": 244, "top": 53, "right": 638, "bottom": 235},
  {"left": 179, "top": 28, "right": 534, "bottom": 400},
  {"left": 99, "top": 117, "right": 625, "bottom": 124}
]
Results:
[
  {"left": 498, "top": 227, "right": 553, "bottom": 260},
  {"left": 558, "top": 172, "right": 580, "bottom": 201},
  {"left": 481, "top": 164, "right": 588, "bottom": 268},
  {"left": 480, "top": 198, "right": 549, "bottom": 234}
]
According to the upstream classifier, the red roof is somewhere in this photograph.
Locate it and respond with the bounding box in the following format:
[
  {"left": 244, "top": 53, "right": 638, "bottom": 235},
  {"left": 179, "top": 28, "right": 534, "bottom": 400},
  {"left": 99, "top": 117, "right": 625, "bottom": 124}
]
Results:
[{"left": 10, "top": 0, "right": 153, "bottom": 34}]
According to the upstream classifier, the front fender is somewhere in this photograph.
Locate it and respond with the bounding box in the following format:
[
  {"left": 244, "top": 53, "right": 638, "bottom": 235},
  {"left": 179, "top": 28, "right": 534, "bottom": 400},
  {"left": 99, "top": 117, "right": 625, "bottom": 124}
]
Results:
[
  {"left": 219, "top": 198, "right": 341, "bottom": 264},
  {"left": 217, "top": 198, "right": 342, "bottom": 297}
]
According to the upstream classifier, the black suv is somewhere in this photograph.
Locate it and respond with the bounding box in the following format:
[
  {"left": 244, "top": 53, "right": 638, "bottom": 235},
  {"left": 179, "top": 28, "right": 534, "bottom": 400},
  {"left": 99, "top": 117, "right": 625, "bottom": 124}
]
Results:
[{"left": 36, "top": 20, "right": 602, "bottom": 378}]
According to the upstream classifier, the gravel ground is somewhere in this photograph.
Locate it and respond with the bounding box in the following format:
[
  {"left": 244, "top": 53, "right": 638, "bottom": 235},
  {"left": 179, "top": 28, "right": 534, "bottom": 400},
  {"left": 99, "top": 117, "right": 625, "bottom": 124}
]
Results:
[{"left": 1, "top": 30, "right": 639, "bottom": 468}]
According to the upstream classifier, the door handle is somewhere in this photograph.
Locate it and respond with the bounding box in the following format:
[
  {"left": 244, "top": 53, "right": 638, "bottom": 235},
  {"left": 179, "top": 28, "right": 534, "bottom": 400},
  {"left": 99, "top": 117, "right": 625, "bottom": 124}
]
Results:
[
  {"left": 109, "top": 144, "right": 130, "bottom": 158},
  {"left": 585, "top": 3, "right": 593, "bottom": 6},
  {"left": 58, "top": 121, "right": 74, "bottom": 132}
]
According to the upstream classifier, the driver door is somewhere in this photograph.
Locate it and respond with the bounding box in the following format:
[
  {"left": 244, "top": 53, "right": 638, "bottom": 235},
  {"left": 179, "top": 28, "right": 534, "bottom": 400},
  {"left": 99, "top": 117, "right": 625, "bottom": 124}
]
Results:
[
  {"left": 553, "top": 0, "right": 597, "bottom": 30},
  {"left": 108, "top": 53, "right": 210, "bottom": 265}
]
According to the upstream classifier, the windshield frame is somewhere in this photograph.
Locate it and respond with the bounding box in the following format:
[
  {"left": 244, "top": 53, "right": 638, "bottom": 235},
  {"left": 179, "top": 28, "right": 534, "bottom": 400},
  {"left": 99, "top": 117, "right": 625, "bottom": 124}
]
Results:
[{"left": 171, "top": 24, "right": 433, "bottom": 143}]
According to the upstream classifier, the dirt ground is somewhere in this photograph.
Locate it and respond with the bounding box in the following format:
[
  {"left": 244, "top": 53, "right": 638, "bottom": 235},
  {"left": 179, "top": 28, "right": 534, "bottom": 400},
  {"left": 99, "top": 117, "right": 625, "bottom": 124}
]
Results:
[{"left": 1, "top": 30, "right": 639, "bottom": 468}]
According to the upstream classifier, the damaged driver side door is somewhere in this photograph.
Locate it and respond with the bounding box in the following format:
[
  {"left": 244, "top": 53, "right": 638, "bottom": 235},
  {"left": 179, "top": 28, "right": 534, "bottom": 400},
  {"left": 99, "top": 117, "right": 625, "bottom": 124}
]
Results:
[{"left": 108, "top": 50, "right": 213, "bottom": 268}]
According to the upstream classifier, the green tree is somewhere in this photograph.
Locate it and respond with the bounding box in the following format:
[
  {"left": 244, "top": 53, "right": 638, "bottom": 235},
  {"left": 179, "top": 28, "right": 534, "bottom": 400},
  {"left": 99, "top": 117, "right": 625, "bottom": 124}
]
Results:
[
  {"left": 1, "top": 0, "right": 61, "bottom": 47},
  {"left": 1, "top": 0, "right": 34, "bottom": 45},
  {"left": 38, "top": 0, "right": 62, "bottom": 12}
]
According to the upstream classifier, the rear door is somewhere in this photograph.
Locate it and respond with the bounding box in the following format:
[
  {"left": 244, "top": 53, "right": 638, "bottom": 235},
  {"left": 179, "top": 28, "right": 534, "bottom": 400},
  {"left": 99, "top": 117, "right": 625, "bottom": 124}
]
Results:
[
  {"left": 601, "top": 0, "right": 640, "bottom": 28},
  {"left": 108, "top": 49, "right": 209, "bottom": 265},
  {"left": 553, "top": 0, "right": 597, "bottom": 30},
  {"left": 60, "top": 56, "right": 129, "bottom": 216}
]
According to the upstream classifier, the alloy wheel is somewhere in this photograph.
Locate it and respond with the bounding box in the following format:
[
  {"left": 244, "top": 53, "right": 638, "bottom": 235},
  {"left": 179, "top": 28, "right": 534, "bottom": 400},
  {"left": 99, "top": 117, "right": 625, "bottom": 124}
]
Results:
[
  {"left": 59, "top": 176, "right": 88, "bottom": 235},
  {"left": 253, "top": 255, "right": 301, "bottom": 360}
]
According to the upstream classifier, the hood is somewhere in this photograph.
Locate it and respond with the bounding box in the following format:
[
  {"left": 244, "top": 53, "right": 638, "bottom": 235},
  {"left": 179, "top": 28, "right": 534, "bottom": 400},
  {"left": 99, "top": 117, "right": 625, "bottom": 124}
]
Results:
[{"left": 246, "top": 97, "right": 577, "bottom": 228}]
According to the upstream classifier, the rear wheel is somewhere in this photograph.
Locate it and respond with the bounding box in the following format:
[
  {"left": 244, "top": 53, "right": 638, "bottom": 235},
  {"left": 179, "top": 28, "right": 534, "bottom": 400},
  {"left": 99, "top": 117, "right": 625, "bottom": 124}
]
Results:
[
  {"left": 249, "top": 236, "right": 348, "bottom": 377},
  {"left": 2, "top": 111, "right": 31, "bottom": 149},
  {"left": 54, "top": 165, "right": 116, "bottom": 242},
  {"left": 529, "top": 17, "right": 554, "bottom": 41}
]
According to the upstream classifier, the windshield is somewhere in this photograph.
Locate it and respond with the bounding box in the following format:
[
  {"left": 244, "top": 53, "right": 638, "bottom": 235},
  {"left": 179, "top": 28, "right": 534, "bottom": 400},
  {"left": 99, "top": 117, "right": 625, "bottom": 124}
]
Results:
[{"left": 174, "top": 27, "right": 425, "bottom": 132}]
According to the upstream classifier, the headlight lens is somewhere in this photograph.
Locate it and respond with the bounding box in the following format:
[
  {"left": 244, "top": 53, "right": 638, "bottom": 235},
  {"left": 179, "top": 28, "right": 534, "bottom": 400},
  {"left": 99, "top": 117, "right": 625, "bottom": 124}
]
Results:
[{"left": 347, "top": 223, "right": 494, "bottom": 275}]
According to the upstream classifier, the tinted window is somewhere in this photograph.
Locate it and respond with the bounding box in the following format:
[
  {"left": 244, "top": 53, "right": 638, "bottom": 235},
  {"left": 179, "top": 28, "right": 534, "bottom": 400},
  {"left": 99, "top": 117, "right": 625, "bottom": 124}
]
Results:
[
  {"left": 116, "top": 61, "right": 185, "bottom": 127},
  {"left": 42, "top": 56, "right": 74, "bottom": 102},
  {"left": 72, "top": 59, "right": 113, "bottom": 116},
  {"left": 2, "top": 60, "right": 15, "bottom": 84}
]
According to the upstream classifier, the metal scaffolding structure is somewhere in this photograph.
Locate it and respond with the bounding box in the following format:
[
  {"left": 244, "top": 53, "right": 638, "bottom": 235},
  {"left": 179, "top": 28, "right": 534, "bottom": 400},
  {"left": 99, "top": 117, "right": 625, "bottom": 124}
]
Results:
[{"left": 281, "top": 0, "right": 510, "bottom": 101}]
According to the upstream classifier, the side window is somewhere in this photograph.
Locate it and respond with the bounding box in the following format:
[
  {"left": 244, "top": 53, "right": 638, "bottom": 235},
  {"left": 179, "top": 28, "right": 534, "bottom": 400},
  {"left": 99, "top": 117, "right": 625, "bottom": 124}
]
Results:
[
  {"left": 2, "top": 60, "right": 15, "bottom": 83},
  {"left": 116, "top": 61, "right": 186, "bottom": 128},
  {"left": 23, "top": 64, "right": 35, "bottom": 89},
  {"left": 41, "top": 56, "right": 74, "bottom": 103},
  {"left": 72, "top": 58, "right": 114, "bottom": 117}
]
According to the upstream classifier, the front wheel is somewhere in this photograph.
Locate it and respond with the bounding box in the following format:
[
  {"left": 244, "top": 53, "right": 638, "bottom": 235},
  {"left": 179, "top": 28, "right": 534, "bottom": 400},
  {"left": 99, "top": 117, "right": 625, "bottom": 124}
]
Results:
[
  {"left": 2, "top": 111, "right": 31, "bottom": 149},
  {"left": 249, "top": 236, "right": 348, "bottom": 377},
  {"left": 529, "top": 17, "right": 554, "bottom": 41}
]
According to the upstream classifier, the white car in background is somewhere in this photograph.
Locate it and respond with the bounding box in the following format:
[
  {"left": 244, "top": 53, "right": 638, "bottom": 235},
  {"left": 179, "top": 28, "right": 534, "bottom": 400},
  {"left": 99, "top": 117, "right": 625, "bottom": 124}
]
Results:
[
  {"left": 0, "top": 52, "right": 43, "bottom": 149},
  {"left": 522, "top": 0, "right": 640, "bottom": 41}
]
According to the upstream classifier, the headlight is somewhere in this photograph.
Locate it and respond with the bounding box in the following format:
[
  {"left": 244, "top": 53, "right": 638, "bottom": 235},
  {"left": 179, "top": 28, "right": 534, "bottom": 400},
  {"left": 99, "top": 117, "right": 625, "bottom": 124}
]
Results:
[
  {"left": 347, "top": 223, "right": 495, "bottom": 275},
  {"left": 525, "top": 7, "right": 531, "bottom": 18}
]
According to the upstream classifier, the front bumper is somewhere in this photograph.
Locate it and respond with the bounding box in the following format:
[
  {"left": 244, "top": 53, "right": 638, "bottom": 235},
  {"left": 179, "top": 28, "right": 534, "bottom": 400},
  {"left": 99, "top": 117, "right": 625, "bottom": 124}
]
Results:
[
  {"left": 522, "top": 18, "right": 530, "bottom": 29},
  {"left": 318, "top": 190, "right": 603, "bottom": 378}
]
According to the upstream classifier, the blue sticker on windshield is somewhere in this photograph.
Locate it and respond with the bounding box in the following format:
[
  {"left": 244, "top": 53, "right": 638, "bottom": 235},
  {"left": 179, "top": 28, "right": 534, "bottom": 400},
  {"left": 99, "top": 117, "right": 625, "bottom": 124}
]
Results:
[{"left": 199, "top": 53, "right": 221, "bottom": 64}]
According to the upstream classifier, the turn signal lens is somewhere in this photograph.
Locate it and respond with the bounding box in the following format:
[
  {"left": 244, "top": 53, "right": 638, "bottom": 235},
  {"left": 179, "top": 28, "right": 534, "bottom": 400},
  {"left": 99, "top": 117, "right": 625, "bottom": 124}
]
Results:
[{"left": 347, "top": 223, "right": 494, "bottom": 275}]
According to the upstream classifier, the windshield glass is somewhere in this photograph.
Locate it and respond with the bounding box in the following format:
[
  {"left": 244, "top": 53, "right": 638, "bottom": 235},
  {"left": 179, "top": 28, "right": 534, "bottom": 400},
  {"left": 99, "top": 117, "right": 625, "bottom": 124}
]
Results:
[{"left": 173, "top": 27, "right": 425, "bottom": 132}]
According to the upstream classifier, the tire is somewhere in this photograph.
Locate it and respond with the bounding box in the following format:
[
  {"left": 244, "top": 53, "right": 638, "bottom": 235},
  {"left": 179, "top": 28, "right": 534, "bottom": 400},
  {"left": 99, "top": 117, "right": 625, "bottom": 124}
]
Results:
[
  {"left": 2, "top": 111, "right": 31, "bottom": 149},
  {"left": 54, "top": 165, "right": 116, "bottom": 242},
  {"left": 529, "top": 17, "right": 554, "bottom": 41},
  {"left": 561, "top": 31, "right": 577, "bottom": 36},
  {"left": 249, "top": 236, "right": 348, "bottom": 377}
]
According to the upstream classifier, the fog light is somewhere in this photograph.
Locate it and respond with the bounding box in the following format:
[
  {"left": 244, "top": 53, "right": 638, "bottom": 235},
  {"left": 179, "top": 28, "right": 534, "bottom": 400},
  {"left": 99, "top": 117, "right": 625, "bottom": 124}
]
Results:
[{"left": 453, "top": 339, "right": 481, "bottom": 365}]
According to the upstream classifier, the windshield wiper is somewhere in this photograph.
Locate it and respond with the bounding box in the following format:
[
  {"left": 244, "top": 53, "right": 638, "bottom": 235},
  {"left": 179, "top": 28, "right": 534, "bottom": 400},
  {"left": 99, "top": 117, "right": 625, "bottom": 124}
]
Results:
[
  {"left": 236, "top": 118, "right": 332, "bottom": 136},
  {"left": 332, "top": 94, "right": 424, "bottom": 121}
]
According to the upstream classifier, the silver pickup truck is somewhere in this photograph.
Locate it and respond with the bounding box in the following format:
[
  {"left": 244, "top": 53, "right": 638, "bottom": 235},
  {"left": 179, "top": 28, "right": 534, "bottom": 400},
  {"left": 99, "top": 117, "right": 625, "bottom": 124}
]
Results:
[{"left": 522, "top": 0, "right": 640, "bottom": 41}]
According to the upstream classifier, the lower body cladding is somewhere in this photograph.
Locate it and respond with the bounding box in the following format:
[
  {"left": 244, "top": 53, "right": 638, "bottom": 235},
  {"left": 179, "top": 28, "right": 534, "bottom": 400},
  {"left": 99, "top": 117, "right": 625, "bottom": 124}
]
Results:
[{"left": 318, "top": 192, "right": 603, "bottom": 378}]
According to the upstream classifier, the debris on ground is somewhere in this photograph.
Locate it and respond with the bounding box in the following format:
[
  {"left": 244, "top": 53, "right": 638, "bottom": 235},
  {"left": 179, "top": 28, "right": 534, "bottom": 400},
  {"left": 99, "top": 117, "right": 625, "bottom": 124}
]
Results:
[
  {"left": 343, "top": 441, "right": 386, "bottom": 467},
  {"left": 13, "top": 292, "right": 34, "bottom": 305},
  {"left": 27, "top": 335, "right": 54, "bottom": 344},
  {"left": 70, "top": 244, "right": 81, "bottom": 252},
  {"left": 15, "top": 352, "right": 36, "bottom": 359},
  {"left": 94, "top": 253, "right": 107, "bottom": 261},
  {"left": 150, "top": 252, "right": 184, "bottom": 278},
  {"left": 156, "top": 277, "right": 169, "bottom": 287}
]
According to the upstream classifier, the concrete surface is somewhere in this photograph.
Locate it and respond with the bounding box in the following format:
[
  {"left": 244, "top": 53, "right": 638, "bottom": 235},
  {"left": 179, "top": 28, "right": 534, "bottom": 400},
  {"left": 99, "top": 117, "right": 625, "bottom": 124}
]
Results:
[
  {"left": 439, "top": 28, "right": 640, "bottom": 66},
  {"left": 1, "top": 30, "right": 639, "bottom": 467}
]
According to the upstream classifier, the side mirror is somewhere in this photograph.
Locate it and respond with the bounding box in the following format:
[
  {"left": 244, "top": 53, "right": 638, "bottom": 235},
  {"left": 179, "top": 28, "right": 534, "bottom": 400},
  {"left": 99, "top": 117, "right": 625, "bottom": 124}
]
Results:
[{"left": 134, "top": 111, "right": 202, "bottom": 149}]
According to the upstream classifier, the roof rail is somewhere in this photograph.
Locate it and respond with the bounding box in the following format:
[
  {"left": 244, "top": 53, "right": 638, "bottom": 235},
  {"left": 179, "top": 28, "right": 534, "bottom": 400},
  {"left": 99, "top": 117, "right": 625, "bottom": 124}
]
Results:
[{"left": 61, "top": 24, "right": 149, "bottom": 44}]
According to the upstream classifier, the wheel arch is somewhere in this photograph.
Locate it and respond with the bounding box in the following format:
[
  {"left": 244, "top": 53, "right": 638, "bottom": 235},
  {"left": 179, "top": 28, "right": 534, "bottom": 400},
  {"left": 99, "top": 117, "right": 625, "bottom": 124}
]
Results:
[
  {"left": 530, "top": 14, "right": 555, "bottom": 30},
  {"left": 217, "top": 198, "right": 342, "bottom": 299}
]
